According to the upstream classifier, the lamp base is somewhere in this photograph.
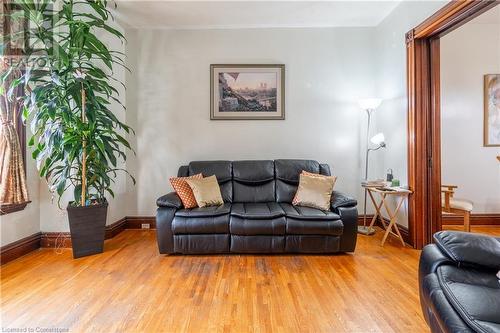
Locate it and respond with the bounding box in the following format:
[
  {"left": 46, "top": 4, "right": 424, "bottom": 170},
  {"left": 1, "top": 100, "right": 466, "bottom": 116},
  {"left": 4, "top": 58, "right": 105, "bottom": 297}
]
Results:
[{"left": 357, "top": 226, "right": 376, "bottom": 235}]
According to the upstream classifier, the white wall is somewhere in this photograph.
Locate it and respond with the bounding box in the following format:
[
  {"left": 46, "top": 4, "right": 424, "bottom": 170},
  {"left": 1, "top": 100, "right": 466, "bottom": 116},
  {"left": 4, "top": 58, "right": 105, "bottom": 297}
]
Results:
[
  {"left": 0, "top": 144, "right": 40, "bottom": 246},
  {"left": 372, "top": 0, "right": 446, "bottom": 227},
  {"left": 130, "top": 28, "right": 377, "bottom": 215},
  {"left": 440, "top": 15, "right": 500, "bottom": 213}
]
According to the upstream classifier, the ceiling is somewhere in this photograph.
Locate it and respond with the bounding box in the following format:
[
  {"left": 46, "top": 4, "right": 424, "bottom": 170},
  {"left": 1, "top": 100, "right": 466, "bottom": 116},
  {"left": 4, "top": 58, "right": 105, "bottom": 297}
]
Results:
[{"left": 114, "top": 1, "right": 402, "bottom": 29}]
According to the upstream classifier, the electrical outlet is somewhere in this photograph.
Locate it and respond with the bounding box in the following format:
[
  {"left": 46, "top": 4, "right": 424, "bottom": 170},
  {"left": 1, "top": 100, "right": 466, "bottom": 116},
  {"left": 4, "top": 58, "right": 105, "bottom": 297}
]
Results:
[{"left": 141, "top": 223, "right": 150, "bottom": 229}]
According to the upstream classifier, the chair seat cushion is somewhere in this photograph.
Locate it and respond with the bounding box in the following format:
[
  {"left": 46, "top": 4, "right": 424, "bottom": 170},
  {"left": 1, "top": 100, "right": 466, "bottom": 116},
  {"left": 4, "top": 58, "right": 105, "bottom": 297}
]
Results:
[
  {"left": 230, "top": 202, "right": 285, "bottom": 219},
  {"left": 442, "top": 198, "right": 473, "bottom": 211},
  {"left": 280, "top": 203, "right": 340, "bottom": 220},
  {"left": 437, "top": 265, "right": 500, "bottom": 331},
  {"left": 175, "top": 203, "right": 231, "bottom": 217}
]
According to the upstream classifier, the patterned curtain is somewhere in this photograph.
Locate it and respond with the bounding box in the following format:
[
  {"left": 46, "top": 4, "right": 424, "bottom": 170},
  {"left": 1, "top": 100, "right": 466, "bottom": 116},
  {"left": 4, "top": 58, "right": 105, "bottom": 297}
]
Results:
[{"left": 0, "top": 59, "right": 29, "bottom": 205}]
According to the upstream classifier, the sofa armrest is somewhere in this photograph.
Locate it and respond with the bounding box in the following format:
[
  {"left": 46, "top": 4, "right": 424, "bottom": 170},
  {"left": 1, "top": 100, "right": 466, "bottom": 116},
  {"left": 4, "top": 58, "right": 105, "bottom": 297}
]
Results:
[
  {"left": 156, "top": 207, "right": 176, "bottom": 254},
  {"left": 434, "top": 231, "right": 500, "bottom": 270},
  {"left": 156, "top": 192, "right": 183, "bottom": 209},
  {"left": 330, "top": 191, "right": 357, "bottom": 211}
]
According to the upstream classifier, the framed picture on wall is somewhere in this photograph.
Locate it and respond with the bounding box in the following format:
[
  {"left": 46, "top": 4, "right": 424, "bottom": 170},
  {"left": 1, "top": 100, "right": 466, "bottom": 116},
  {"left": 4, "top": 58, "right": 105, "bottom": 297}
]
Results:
[
  {"left": 210, "top": 64, "right": 285, "bottom": 120},
  {"left": 484, "top": 74, "right": 500, "bottom": 146}
]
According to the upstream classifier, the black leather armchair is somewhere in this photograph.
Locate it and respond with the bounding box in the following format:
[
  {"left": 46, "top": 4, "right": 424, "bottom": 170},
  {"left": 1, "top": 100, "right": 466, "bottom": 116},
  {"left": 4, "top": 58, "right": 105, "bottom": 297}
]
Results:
[
  {"left": 419, "top": 231, "right": 500, "bottom": 333},
  {"left": 156, "top": 159, "right": 358, "bottom": 254}
]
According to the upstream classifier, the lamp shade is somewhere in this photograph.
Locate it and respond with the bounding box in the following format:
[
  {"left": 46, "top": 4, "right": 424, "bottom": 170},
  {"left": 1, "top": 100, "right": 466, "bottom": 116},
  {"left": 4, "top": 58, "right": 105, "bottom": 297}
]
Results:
[
  {"left": 370, "top": 132, "right": 385, "bottom": 145},
  {"left": 358, "top": 98, "right": 382, "bottom": 110}
]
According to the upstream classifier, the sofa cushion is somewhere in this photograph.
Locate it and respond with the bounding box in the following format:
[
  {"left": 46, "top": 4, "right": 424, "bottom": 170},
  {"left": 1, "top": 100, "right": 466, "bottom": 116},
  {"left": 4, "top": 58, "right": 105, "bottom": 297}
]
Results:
[
  {"left": 285, "top": 235, "right": 340, "bottom": 253},
  {"left": 275, "top": 159, "right": 321, "bottom": 183},
  {"left": 188, "top": 161, "right": 233, "bottom": 202},
  {"left": 230, "top": 202, "right": 285, "bottom": 219},
  {"left": 281, "top": 203, "right": 342, "bottom": 236},
  {"left": 437, "top": 265, "right": 500, "bottom": 332},
  {"left": 230, "top": 216, "right": 286, "bottom": 235},
  {"left": 173, "top": 204, "right": 231, "bottom": 235},
  {"left": 286, "top": 219, "right": 343, "bottom": 236},
  {"left": 175, "top": 203, "right": 231, "bottom": 217},
  {"left": 172, "top": 214, "right": 230, "bottom": 234},
  {"left": 275, "top": 159, "right": 321, "bottom": 202},
  {"left": 280, "top": 203, "right": 340, "bottom": 220},
  {"left": 173, "top": 234, "right": 229, "bottom": 253},
  {"left": 233, "top": 160, "right": 275, "bottom": 202},
  {"left": 230, "top": 235, "right": 285, "bottom": 253},
  {"left": 233, "top": 160, "right": 274, "bottom": 183}
]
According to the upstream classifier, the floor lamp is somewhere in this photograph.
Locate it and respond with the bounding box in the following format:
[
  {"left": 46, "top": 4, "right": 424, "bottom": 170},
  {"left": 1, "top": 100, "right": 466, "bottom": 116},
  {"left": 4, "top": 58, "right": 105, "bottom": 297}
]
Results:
[{"left": 357, "top": 99, "right": 386, "bottom": 235}]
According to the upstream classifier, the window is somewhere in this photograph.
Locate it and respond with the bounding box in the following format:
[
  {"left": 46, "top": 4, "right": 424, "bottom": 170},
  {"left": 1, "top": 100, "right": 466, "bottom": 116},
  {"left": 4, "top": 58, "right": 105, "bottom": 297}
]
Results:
[{"left": 0, "top": 3, "right": 30, "bottom": 215}]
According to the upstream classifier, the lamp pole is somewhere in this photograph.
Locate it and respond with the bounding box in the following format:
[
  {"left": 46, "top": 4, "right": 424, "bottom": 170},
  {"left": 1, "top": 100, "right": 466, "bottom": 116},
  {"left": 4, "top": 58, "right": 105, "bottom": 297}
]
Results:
[
  {"left": 357, "top": 99, "right": 384, "bottom": 235},
  {"left": 360, "top": 109, "right": 375, "bottom": 235}
]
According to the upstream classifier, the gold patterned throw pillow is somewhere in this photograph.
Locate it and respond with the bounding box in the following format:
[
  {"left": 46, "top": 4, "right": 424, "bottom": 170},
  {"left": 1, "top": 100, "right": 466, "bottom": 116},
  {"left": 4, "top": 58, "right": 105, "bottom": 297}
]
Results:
[
  {"left": 169, "top": 173, "right": 203, "bottom": 209},
  {"left": 185, "top": 175, "right": 224, "bottom": 208},
  {"left": 292, "top": 171, "right": 337, "bottom": 211}
]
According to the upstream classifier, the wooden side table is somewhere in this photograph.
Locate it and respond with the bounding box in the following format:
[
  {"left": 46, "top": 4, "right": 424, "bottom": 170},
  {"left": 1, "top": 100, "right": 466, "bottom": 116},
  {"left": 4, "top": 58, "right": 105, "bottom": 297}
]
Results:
[{"left": 363, "top": 186, "right": 412, "bottom": 246}]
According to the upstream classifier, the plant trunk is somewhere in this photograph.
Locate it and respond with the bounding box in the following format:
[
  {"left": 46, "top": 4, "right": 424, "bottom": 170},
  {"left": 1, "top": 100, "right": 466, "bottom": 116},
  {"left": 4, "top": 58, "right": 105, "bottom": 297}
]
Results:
[
  {"left": 81, "top": 85, "right": 87, "bottom": 206},
  {"left": 67, "top": 202, "right": 108, "bottom": 258}
]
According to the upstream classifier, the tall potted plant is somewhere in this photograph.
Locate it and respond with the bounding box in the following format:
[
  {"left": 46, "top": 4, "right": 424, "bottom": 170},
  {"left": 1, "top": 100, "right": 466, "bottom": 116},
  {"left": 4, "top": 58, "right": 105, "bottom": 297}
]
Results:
[{"left": 4, "top": 0, "right": 134, "bottom": 258}]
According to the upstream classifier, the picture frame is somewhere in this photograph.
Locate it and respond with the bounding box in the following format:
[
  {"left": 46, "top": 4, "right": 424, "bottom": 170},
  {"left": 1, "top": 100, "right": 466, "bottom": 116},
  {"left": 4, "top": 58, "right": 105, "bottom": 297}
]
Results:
[
  {"left": 210, "top": 64, "right": 285, "bottom": 120},
  {"left": 484, "top": 74, "right": 500, "bottom": 147}
]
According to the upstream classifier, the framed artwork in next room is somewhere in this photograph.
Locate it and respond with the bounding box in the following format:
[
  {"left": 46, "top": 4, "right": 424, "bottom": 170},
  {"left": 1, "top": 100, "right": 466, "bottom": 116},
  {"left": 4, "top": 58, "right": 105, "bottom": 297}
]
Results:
[
  {"left": 484, "top": 74, "right": 500, "bottom": 146},
  {"left": 210, "top": 64, "right": 285, "bottom": 120}
]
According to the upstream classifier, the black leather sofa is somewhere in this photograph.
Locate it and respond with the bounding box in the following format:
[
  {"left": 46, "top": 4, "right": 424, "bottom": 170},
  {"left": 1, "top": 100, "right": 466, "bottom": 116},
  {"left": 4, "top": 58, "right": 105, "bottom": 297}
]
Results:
[
  {"left": 156, "top": 159, "right": 358, "bottom": 254},
  {"left": 419, "top": 231, "right": 500, "bottom": 333}
]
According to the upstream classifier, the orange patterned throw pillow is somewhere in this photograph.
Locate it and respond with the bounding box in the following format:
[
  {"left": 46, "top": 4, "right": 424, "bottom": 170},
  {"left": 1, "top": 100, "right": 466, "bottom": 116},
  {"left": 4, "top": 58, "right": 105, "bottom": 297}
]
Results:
[{"left": 169, "top": 173, "right": 203, "bottom": 209}]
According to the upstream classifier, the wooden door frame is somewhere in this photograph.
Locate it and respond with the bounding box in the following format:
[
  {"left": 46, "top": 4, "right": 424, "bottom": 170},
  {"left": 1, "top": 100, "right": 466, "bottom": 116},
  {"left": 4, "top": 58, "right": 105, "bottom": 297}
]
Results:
[{"left": 406, "top": 0, "right": 499, "bottom": 249}]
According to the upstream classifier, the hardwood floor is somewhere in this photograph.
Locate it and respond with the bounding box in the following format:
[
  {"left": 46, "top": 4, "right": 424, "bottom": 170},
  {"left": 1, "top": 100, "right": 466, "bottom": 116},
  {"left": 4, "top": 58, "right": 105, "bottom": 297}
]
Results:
[{"left": 2, "top": 229, "right": 426, "bottom": 332}]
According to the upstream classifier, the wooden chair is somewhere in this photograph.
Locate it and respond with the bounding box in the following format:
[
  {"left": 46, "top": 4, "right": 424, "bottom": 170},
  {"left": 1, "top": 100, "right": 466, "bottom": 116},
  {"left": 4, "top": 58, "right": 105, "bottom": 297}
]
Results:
[{"left": 441, "top": 184, "right": 473, "bottom": 232}]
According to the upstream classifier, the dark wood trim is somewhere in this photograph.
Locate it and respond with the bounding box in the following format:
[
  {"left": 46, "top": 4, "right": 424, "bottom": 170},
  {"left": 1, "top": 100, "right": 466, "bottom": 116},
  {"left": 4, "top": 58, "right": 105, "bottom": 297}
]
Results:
[
  {"left": 358, "top": 215, "right": 410, "bottom": 245},
  {"left": 0, "top": 201, "right": 31, "bottom": 215},
  {"left": 125, "top": 216, "right": 156, "bottom": 229},
  {"left": 40, "top": 232, "right": 71, "bottom": 248},
  {"left": 406, "top": 0, "right": 499, "bottom": 249},
  {"left": 429, "top": 37, "right": 442, "bottom": 239},
  {"left": 442, "top": 213, "right": 500, "bottom": 225},
  {"left": 412, "top": 0, "right": 499, "bottom": 39},
  {"left": 407, "top": 36, "right": 432, "bottom": 249},
  {"left": 105, "top": 217, "right": 127, "bottom": 239},
  {"left": 0, "top": 232, "right": 41, "bottom": 265}
]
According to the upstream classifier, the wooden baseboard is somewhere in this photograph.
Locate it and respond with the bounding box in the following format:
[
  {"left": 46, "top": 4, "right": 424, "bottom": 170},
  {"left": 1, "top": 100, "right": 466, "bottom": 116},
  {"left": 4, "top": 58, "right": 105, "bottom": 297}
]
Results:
[
  {"left": 106, "top": 217, "right": 128, "bottom": 239},
  {"left": 40, "top": 216, "right": 157, "bottom": 249},
  {"left": 125, "top": 216, "right": 156, "bottom": 229},
  {"left": 0, "top": 233, "right": 42, "bottom": 265},
  {"left": 358, "top": 215, "right": 411, "bottom": 245},
  {"left": 40, "top": 232, "right": 71, "bottom": 248},
  {"left": 1, "top": 216, "right": 157, "bottom": 264},
  {"left": 441, "top": 213, "right": 500, "bottom": 225}
]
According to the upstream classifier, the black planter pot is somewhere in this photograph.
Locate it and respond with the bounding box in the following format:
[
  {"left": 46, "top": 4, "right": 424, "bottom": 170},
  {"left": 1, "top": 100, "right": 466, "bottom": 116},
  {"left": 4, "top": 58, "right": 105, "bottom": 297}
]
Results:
[{"left": 67, "top": 202, "right": 108, "bottom": 259}]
